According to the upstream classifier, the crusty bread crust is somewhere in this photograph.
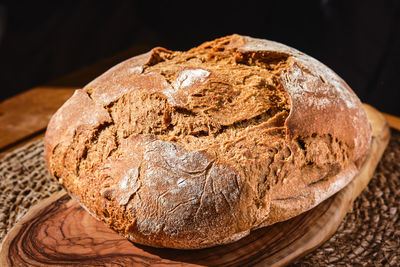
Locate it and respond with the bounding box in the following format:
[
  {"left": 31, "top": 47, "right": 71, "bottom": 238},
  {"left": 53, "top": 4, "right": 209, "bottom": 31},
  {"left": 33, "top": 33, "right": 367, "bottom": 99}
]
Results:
[{"left": 44, "top": 35, "right": 372, "bottom": 249}]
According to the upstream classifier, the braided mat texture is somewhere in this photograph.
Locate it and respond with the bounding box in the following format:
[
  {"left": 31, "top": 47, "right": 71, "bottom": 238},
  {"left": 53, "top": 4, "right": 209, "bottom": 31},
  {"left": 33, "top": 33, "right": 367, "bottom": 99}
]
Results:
[
  {"left": 0, "top": 140, "right": 62, "bottom": 241},
  {"left": 0, "top": 129, "right": 399, "bottom": 266}
]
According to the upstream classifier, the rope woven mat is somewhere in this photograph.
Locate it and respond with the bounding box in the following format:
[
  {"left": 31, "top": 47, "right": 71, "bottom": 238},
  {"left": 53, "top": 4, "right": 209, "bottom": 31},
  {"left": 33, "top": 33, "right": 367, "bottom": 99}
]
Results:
[{"left": 0, "top": 129, "right": 399, "bottom": 266}]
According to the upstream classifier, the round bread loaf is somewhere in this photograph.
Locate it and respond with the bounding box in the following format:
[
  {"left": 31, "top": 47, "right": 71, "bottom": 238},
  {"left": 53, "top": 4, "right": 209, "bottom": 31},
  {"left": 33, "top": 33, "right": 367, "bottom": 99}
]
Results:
[{"left": 44, "top": 34, "right": 372, "bottom": 249}]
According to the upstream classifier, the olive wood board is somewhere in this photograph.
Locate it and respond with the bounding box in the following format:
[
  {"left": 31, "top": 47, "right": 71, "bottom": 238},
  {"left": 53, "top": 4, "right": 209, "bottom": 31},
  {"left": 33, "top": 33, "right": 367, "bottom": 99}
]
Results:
[{"left": 0, "top": 105, "right": 390, "bottom": 267}]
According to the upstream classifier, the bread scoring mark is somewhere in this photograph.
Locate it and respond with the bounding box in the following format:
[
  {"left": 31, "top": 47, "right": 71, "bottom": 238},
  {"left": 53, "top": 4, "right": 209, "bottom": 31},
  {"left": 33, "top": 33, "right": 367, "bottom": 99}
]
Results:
[
  {"left": 236, "top": 32, "right": 372, "bottom": 165},
  {"left": 45, "top": 89, "right": 113, "bottom": 181},
  {"left": 84, "top": 48, "right": 173, "bottom": 107},
  {"left": 239, "top": 35, "right": 359, "bottom": 110}
]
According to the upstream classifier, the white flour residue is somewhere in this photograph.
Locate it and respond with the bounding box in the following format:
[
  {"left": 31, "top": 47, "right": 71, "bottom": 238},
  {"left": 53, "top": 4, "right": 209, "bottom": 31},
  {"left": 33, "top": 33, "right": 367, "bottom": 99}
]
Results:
[
  {"left": 281, "top": 63, "right": 336, "bottom": 110},
  {"left": 128, "top": 66, "right": 143, "bottom": 74},
  {"left": 312, "top": 97, "right": 332, "bottom": 108},
  {"left": 242, "top": 36, "right": 359, "bottom": 110},
  {"left": 161, "top": 86, "right": 177, "bottom": 105},
  {"left": 120, "top": 168, "right": 139, "bottom": 190},
  {"left": 303, "top": 56, "right": 358, "bottom": 110},
  {"left": 142, "top": 140, "right": 209, "bottom": 196},
  {"left": 175, "top": 69, "right": 210, "bottom": 90},
  {"left": 162, "top": 69, "right": 210, "bottom": 104}
]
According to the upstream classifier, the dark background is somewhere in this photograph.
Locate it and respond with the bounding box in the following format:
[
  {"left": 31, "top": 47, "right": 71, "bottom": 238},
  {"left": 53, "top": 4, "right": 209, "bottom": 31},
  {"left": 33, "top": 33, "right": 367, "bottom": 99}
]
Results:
[{"left": 0, "top": 0, "right": 399, "bottom": 115}]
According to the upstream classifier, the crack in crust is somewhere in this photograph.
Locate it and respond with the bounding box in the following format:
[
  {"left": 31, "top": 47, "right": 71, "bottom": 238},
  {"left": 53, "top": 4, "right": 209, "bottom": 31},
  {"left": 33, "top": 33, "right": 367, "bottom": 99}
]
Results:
[{"left": 44, "top": 34, "right": 372, "bottom": 249}]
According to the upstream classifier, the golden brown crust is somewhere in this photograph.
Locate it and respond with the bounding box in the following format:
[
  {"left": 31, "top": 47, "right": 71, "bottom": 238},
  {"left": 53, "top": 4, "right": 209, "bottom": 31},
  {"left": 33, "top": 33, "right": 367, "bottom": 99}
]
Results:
[
  {"left": 230, "top": 35, "right": 372, "bottom": 222},
  {"left": 44, "top": 34, "right": 372, "bottom": 249}
]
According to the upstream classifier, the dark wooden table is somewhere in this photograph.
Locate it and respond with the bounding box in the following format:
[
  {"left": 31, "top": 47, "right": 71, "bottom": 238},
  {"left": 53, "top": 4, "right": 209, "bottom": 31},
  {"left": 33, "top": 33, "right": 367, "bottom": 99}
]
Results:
[{"left": 1, "top": 46, "right": 399, "bottom": 155}]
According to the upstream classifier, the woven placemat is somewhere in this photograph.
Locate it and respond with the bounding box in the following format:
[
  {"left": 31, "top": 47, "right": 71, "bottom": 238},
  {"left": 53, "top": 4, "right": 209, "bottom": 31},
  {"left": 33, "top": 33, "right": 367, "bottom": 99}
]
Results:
[{"left": 0, "top": 130, "right": 399, "bottom": 265}]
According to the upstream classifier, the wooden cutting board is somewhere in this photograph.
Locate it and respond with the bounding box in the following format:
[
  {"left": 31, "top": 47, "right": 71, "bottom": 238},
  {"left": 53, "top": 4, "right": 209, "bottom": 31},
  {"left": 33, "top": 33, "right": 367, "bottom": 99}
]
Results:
[{"left": 0, "top": 105, "right": 390, "bottom": 267}]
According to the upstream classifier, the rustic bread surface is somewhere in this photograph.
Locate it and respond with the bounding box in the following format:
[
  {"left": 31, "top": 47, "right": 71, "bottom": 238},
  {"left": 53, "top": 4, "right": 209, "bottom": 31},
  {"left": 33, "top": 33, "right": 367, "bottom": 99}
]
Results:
[{"left": 45, "top": 35, "right": 372, "bottom": 249}]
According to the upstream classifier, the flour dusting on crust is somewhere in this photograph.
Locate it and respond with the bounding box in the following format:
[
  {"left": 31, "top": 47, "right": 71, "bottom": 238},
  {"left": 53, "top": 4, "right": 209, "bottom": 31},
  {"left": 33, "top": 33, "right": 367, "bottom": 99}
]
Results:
[
  {"left": 240, "top": 36, "right": 359, "bottom": 111},
  {"left": 175, "top": 69, "right": 210, "bottom": 89},
  {"left": 45, "top": 34, "right": 373, "bottom": 249}
]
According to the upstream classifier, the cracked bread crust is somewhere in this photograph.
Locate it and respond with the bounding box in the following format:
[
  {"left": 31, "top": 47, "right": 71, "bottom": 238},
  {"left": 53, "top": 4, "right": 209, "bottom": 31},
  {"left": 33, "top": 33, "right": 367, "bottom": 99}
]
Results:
[{"left": 44, "top": 34, "right": 372, "bottom": 249}]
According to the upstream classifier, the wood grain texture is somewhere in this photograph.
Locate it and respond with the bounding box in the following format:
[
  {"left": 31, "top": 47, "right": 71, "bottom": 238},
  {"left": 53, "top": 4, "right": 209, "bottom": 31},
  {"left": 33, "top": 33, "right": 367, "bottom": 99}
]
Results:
[{"left": 0, "top": 107, "right": 390, "bottom": 267}]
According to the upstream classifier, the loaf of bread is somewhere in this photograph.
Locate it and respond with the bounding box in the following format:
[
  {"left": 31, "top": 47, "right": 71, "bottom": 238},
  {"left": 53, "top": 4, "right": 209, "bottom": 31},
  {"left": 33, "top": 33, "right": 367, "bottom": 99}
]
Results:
[{"left": 44, "top": 34, "right": 372, "bottom": 249}]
